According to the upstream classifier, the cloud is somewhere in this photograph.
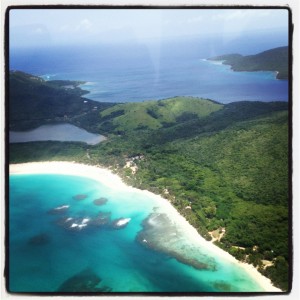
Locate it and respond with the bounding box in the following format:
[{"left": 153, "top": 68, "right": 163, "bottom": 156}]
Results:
[
  {"left": 33, "top": 27, "right": 44, "bottom": 34},
  {"left": 28, "top": 25, "right": 50, "bottom": 37},
  {"left": 186, "top": 16, "right": 203, "bottom": 24},
  {"left": 59, "top": 24, "right": 70, "bottom": 32},
  {"left": 59, "top": 19, "right": 92, "bottom": 33},
  {"left": 76, "top": 19, "right": 92, "bottom": 31},
  {"left": 10, "top": 24, "right": 53, "bottom": 48}
]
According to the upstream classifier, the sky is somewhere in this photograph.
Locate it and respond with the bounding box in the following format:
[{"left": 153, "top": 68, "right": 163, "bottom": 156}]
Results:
[{"left": 9, "top": 8, "right": 289, "bottom": 48}]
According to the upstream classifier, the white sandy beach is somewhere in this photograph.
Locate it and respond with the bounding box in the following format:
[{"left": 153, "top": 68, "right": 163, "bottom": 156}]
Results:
[{"left": 9, "top": 161, "right": 281, "bottom": 292}]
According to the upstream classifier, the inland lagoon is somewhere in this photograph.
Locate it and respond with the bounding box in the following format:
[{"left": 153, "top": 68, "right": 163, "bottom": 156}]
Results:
[
  {"left": 8, "top": 162, "right": 280, "bottom": 293},
  {"left": 9, "top": 123, "right": 106, "bottom": 145}
]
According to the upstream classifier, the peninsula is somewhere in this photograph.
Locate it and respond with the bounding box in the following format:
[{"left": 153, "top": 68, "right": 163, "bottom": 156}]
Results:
[{"left": 208, "top": 46, "right": 288, "bottom": 79}]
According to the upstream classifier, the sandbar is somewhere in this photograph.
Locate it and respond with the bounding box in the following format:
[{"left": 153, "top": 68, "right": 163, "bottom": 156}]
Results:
[{"left": 9, "top": 161, "right": 281, "bottom": 292}]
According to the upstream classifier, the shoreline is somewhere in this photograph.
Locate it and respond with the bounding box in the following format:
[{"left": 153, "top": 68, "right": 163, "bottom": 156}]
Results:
[
  {"left": 206, "top": 59, "right": 285, "bottom": 80},
  {"left": 9, "top": 161, "right": 281, "bottom": 292}
]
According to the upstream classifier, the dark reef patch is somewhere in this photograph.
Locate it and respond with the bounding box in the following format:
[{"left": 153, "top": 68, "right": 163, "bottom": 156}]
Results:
[
  {"left": 90, "top": 211, "right": 112, "bottom": 227},
  {"left": 213, "top": 281, "right": 232, "bottom": 292},
  {"left": 56, "top": 216, "right": 75, "bottom": 229},
  {"left": 73, "top": 194, "right": 88, "bottom": 201},
  {"left": 93, "top": 197, "right": 108, "bottom": 206},
  {"left": 28, "top": 233, "right": 51, "bottom": 246},
  {"left": 57, "top": 268, "right": 112, "bottom": 292}
]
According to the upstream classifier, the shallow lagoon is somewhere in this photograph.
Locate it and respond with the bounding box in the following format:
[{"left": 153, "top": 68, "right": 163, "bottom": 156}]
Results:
[
  {"left": 9, "top": 123, "right": 106, "bottom": 145},
  {"left": 9, "top": 173, "right": 267, "bottom": 293}
]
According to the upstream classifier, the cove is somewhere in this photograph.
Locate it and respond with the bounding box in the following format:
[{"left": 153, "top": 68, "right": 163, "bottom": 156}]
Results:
[{"left": 8, "top": 163, "right": 278, "bottom": 293}]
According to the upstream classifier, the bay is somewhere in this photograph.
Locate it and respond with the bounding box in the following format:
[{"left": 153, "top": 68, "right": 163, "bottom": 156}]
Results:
[
  {"left": 10, "top": 39, "right": 288, "bottom": 104},
  {"left": 9, "top": 173, "right": 267, "bottom": 293}
]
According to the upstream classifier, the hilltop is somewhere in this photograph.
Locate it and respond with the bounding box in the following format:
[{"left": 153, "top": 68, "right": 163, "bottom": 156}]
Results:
[
  {"left": 208, "top": 46, "right": 288, "bottom": 80},
  {"left": 98, "top": 97, "right": 223, "bottom": 133}
]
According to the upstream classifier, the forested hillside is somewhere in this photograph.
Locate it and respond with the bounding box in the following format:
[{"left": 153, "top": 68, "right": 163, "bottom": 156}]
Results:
[
  {"left": 9, "top": 73, "right": 290, "bottom": 291},
  {"left": 209, "top": 46, "right": 288, "bottom": 79},
  {"left": 9, "top": 71, "right": 115, "bottom": 131},
  {"left": 98, "top": 97, "right": 223, "bottom": 133}
]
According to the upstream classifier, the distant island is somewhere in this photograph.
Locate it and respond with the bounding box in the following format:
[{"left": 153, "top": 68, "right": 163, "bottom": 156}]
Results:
[
  {"left": 208, "top": 46, "right": 288, "bottom": 80},
  {"left": 8, "top": 70, "right": 289, "bottom": 291}
]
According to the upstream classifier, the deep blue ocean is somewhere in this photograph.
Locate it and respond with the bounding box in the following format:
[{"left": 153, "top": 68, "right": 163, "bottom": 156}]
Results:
[
  {"left": 10, "top": 36, "right": 288, "bottom": 103},
  {"left": 9, "top": 174, "right": 266, "bottom": 293}
]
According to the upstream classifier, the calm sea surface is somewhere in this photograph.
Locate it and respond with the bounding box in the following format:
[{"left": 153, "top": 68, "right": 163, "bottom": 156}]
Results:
[
  {"left": 9, "top": 174, "right": 265, "bottom": 292},
  {"left": 10, "top": 38, "right": 288, "bottom": 104}
]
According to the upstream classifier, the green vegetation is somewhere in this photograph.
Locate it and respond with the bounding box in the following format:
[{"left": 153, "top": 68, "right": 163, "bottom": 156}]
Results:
[
  {"left": 9, "top": 71, "right": 115, "bottom": 131},
  {"left": 8, "top": 72, "right": 290, "bottom": 291},
  {"left": 209, "top": 46, "right": 288, "bottom": 79},
  {"left": 9, "top": 141, "right": 88, "bottom": 164},
  {"left": 99, "top": 97, "right": 223, "bottom": 133}
]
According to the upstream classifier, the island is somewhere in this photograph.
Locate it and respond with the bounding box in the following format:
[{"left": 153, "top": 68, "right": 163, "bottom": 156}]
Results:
[
  {"left": 8, "top": 71, "right": 290, "bottom": 291},
  {"left": 208, "top": 46, "right": 288, "bottom": 80}
]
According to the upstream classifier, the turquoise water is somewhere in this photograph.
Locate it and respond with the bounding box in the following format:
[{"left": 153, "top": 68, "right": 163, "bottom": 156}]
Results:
[{"left": 9, "top": 174, "right": 266, "bottom": 293}]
